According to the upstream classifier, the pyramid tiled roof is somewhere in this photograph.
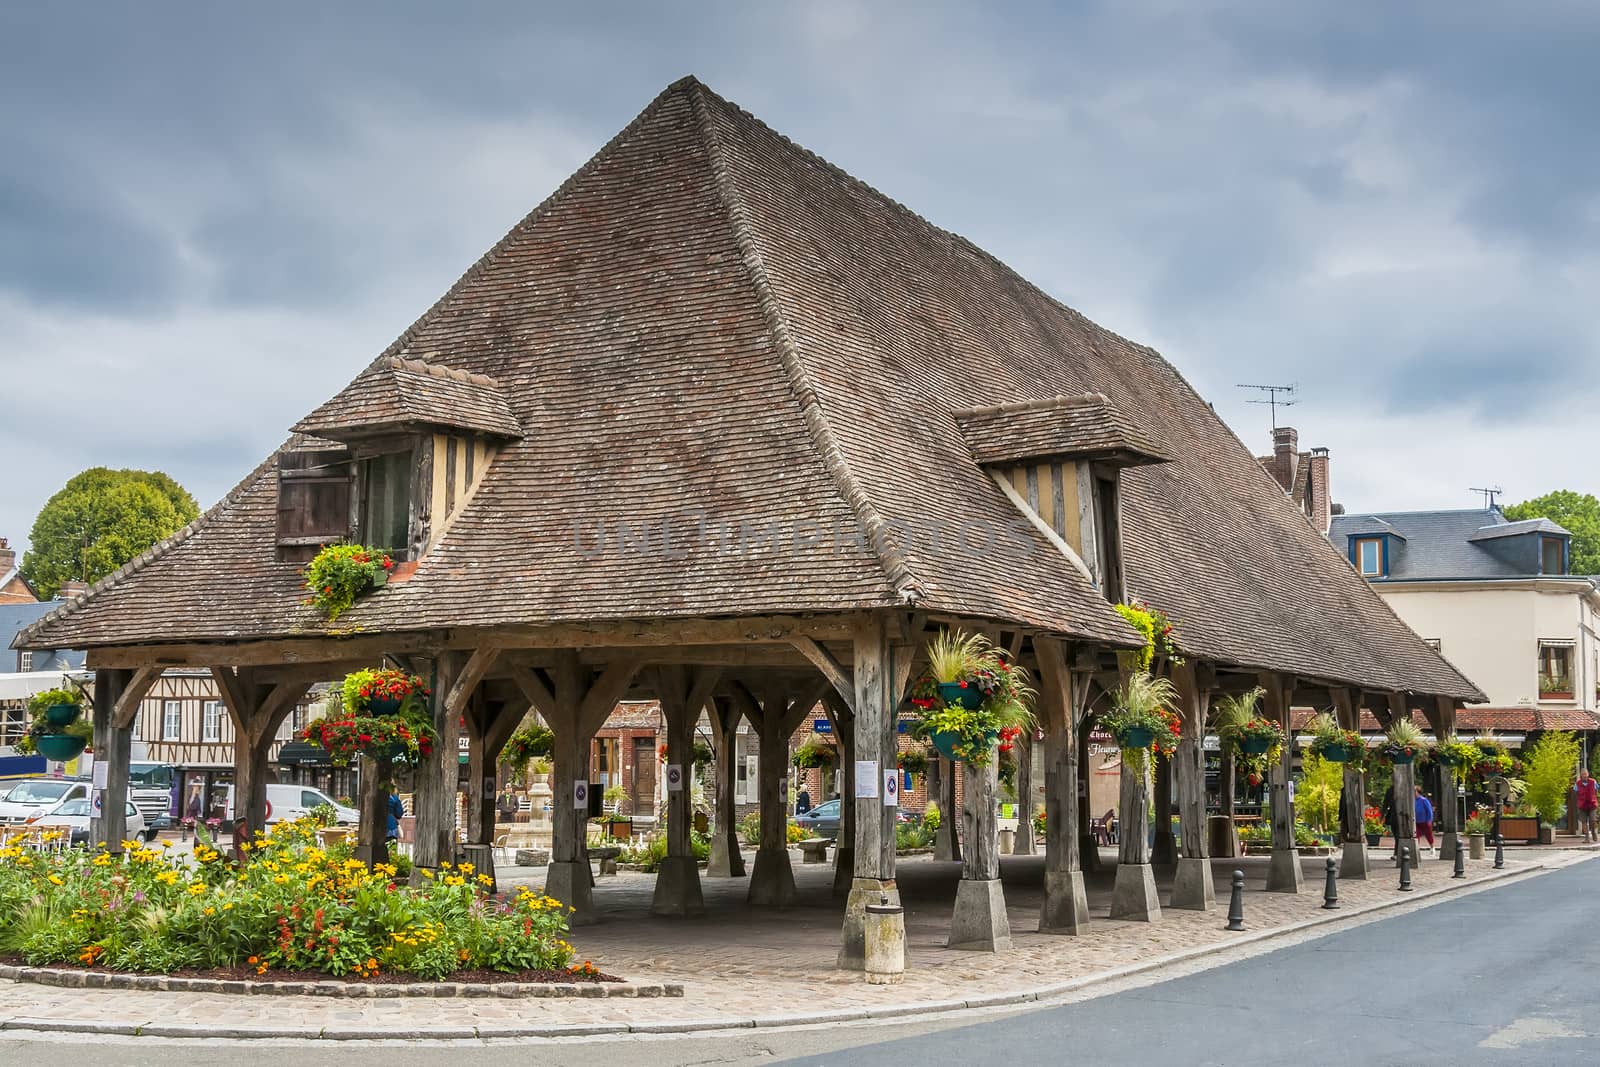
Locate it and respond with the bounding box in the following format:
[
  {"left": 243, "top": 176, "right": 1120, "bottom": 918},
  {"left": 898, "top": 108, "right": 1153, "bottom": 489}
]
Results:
[{"left": 13, "top": 78, "right": 1479, "bottom": 700}]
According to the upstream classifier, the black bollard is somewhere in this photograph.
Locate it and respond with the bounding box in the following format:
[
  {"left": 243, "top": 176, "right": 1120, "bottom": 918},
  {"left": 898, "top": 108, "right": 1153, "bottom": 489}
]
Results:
[
  {"left": 1494, "top": 834, "right": 1504, "bottom": 870},
  {"left": 1322, "top": 856, "right": 1339, "bottom": 909},
  {"left": 1399, "top": 847, "right": 1413, "bottom": 891},
  {"left": 1453, "top": 839, "right": 1466, "bottom": 879},
  {"left": 1225, "top": 870, "right": 1245, "bottom": 931}
]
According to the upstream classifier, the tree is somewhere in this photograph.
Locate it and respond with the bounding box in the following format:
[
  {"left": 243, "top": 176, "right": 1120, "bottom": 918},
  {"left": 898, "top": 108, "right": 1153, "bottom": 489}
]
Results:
[
  {"left": 20, "top": 468, "right": 199, "bottom": 598},
  {"left": 1522, "top": 730, "right": 1580, "bottom": 827},
  {"left": 1504, "top": 490, "right": 1600, "bottom": 575}
]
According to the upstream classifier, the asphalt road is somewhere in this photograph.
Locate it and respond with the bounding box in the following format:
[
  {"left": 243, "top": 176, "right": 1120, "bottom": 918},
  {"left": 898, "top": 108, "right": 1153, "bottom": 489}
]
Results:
[{"left": 1, "top": 859, "right": 1593, "bottom": 1067}]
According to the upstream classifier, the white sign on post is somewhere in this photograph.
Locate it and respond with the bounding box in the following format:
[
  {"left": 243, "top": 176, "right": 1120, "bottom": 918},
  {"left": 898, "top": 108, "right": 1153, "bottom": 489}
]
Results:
[
  {"left": 92, "top": 762, "right": 109, "bottom": 789},
  {"left": 573, "top": 780, "right": 589, "bottom": 809},
  {"left": 665, "top": 764, "right": 684, "bottom": 792},
  {"left": 855, "top": 760, "right": 879, "bottom": 799},
  {"left": 1287, "top": 780, "right": 1296, "bottom": 804},
  {"left": 91, "top": 790, "right": 104, "bottom": 813},
  {"left": 882, "top": 770, "right": 899, "bottom": 807}
]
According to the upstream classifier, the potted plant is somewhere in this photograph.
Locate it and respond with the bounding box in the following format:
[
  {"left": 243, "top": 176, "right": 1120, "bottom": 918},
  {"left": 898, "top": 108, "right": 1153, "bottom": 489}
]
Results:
[
  {"left": 1362, "top": 806, "right": 1386, "bottom": 847},
  {"left": 499, "top": 724, "right": 555, "bottom": 783},
  {"left": 1464, "top": 805, "right": 1494, "bottom": 859},
  {"left": 1523, "top": 730, "right": 1580, "bottom": 844},
  {"left": 1434, "top": 736, "right": 1484, "bottom": 785},
  {"left": 896, "top": 747, "right": 930, "bottom": 776},
  {"left": 341, "top": 668, "right": 428, "bottom": 716},
  {"left": 916, "top": 630, "right": 1036, "bottom": 764},
  {"left": 1306, "top": 712, "right": 1364, "bottom": 764},
  {"left": 298, "top": 696, "right": 437, "bottom": 766},
  {"left": 693, "top": 741, "right": 715, "bottom": 770},
  {"left": 1100, "top": 672, "right": 1180, "bottom": 776},
  {"left": 1378, "top": 719, "right": 1430, "bottom": 765},
  {"left": 1215, "top": 687, "right": 1282, "bottom": 781},
  {"left": 791, "top": 737, "right": 837, "bottom": 770},
  {"left": 16, "top": 684, "right": 94, "bottom": 761},
  {"left": 1112, "top": 600, "right": 1184, "bottom": 670},
  {"left": 1539, "top": 673, "right": 1574, "bottom": 701},
  {"left": 302, "top": 543, "right": 395, "bottom": 621}
]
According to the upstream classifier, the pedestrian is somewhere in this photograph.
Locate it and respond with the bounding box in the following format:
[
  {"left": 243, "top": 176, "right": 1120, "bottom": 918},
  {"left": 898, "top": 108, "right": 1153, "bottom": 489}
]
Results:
[
  {"left": 1414, "top": 785, "right": 1435, "bottom": 852},
  {"left": 1575, "top": 768, "right": 1599, "bottom": 843},
  {"left": 385, "top": 786, "right": 405, "bottom": 848},
  {"left": 497, "top": 785, "right": 520, "bottom": 824},
  {"left": 796, "top": 786, "right": 812, "bottom": 815},
  {"left": 1381, "top": 792, "right": 1399, "bottom": 862}
]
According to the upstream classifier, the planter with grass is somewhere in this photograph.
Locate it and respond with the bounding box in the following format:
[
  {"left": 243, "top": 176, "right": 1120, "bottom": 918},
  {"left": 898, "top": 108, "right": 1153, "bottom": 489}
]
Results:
[
  {"left": 1378, "top": 719, "right": 1431, "bottom": 766},
  {"left": 1306, "top": 713, "right": 1364, "bottom": 765},
  {"left": 16, "top": 686, "right": 93, "bottom": 763},
  {"left": 914, "top": 629, "right": 1035, "bottom": 765}
]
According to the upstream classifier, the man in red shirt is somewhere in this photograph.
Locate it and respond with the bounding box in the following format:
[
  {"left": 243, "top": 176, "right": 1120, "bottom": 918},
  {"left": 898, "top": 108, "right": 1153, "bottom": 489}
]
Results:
[{"left": 1576, "top": 768, "right": 1599, "bottom": 843}]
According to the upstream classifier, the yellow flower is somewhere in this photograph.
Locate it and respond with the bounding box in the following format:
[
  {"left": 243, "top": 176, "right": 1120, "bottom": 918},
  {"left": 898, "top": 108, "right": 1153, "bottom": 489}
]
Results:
[
  {"left": 47, "top": 874, "right": 63, "bottom": 886},
  {"left": 273, "top": 874, "right": 289, "bottom": 885},
  {"left": 419, "top": 869, "right": 434, "bottom": 879},
  {"left": 440, "top": 860, "right": 452, "bottom": 870},
  {"left": 222, "top": 902, "right": 234, "bottom": 911},
  {"left": 202, "top": 907, "right": 215, "bottom": 916},
  {"left": 457, "top": 862, "right": 474, "bottom": 875},
  {"left": 93, "top": 854, "right": 111, "bottom": 867},
  {"left": 187, "top": 883, "right": 206, "bottom": 896}
]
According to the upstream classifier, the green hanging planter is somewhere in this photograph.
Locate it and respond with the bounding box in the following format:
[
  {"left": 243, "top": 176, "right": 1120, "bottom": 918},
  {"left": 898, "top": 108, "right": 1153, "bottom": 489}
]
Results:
[
  {"left": 44, "top": 704, "right": 82, "bottom": 728},
  {"left": 34, "top": 733, "right": 88, "bottom": 762}
]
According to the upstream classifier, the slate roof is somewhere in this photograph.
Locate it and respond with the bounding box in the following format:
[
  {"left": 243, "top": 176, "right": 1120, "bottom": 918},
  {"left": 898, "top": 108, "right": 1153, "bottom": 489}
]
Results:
[
  {"left": 953, "top": 394, "right": 1170, "bottom": 467},
  {"left": 0, "top": 602, "right": 85, "bottom": 672},
  {"left": 1329, "top": 508, "right": 1567, "bottom": 580},
  {"left": 13, "top": 78, "right": 1478, "bottom": 700},
  {"left": 294, "top": 356, "right": 522, "bottom": 440}
]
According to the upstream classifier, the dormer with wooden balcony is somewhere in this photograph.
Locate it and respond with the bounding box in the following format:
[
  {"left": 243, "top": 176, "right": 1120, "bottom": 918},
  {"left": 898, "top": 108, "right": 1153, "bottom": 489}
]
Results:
[
  {"left": 953, "top": 393, "right": 1170, "bottom": 601},
  {"left": 276, "top": 356, "right": 522, "bottom": 563}
]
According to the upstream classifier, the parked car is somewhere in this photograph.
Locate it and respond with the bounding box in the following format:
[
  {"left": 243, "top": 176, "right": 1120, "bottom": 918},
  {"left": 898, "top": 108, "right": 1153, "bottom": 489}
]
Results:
[
  {"left": 792, "top": 799, "right": 914, "bottom": 839},
  {"left": 0, "top": 778, "right": 90, "bottom": 824},
  {"left": 27, "top": 796, "right": 148, "bottom": 845},
  {"left": 221, "top": 783, "right": 359, "bottom": 826}
]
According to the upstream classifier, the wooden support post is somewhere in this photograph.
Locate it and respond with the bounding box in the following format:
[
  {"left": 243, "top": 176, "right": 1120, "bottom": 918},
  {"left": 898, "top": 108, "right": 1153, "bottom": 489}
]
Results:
[
  {"left": 1109, "top": 743, "right": 1160, "bottom": 920},
  {"left": 1425, "top": 694, "right": 1461, "bottom": 860},
  {"left": 705, "top": 696, "right": 746, "bottom": 878},
  {"left": 357, "top": 753, "right": 389, "bottom": 868},
  {"left": 413, "top": 653, "right": 463, "bottom": 874},
  {"left": 1012, "top": 728, "right": 1035, "bottom": 855},
  {"left": 1261, "top": 672, "right": 1303, "bottom": 892},
  {"left": 1332, "top": 687, "right": 1370, "bottom": 880},
  {"left": 1389, "top": 694, "right": 1420, "bottom": 868},
  {"left": 652, "top": 667, "right": 718, "bottom": 916},
  {"left": 821, "top": 692, "right": 857, "bottom": 898},
  {"left": 1076, "top": 713, "right": 1102, "bottom": 873},
  {"left": 1170, "top": 660, "right": 1214, "bottom": 910},
  {"left": 737, "top": 676, "right": 824, "bottom": 908},
  {"left": 1036, "top": 637, "right": 1088, "bottom": 933},
  {"left": 89, "top": 669, "right": 132, "bottom": 851},
  {"left": 213, "top": 667, "right": 309, "bottom": 859},
  {"left": 1150, "top": 751, "right": 1177, "bottom": 866},
  {"left": 839, "top": 614, "right": 903, "bottom": 970}
]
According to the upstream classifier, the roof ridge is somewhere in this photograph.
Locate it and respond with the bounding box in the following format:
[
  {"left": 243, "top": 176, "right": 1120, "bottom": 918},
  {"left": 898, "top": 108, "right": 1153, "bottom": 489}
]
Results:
[
  {"left": 11, "top": 448, "right": 286, "bottom": 652},
  {"left": 951, "top": 392, "right": 1110, "bottom": 418},
  {"left": 385, "top": 355, "right": 503, "bottom": 389},
  {"left": 686, "top": 82, "right": 921, "bottom": 606}
]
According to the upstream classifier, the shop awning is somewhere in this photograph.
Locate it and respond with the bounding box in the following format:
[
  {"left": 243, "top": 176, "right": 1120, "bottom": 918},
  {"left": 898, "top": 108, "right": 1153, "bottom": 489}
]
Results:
[{"left": 275, "top": 742, "right": 331, "bottom": 766}]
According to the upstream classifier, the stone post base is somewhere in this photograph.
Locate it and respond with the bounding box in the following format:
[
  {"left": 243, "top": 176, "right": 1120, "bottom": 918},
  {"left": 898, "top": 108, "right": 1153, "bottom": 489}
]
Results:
[
  {"left": 706, "top": 835, "right": 744, "bottom": 878},
  {"left": 1266, "top": 848, "right": 1305, "bottom": 893},
  {"left": 1110, "top": 862, "right": 1161, "bottom": 921},
  {"left": 544, "top": 860, "right": 594, "bottom": 924},
  {"left": 650, "top": 854, "right": 706, "bottom": 917},
  {"left": 1170, "top": 856, "right": 1214, "bottom": 910},
  {"left": 746, "top": 845, "right": 796, "bottom": 907},
  {"left": 1439, "top": 831, "right": 1459, "bottom": 861},
  {"left": 948, "top": 877, "right": 1012, "bottom": 951},
  {"left": 1039, "top": 868, "right": 1090, "bottom": 934},
  {"left": 1340, "top": 840, "right": 1371, "bottom": 880},
  {"left": 832, "top": 845, "right": 855, "bottom": 899},
  {"left": 839, "top": 877, "right": 900, "bottom": 970}
]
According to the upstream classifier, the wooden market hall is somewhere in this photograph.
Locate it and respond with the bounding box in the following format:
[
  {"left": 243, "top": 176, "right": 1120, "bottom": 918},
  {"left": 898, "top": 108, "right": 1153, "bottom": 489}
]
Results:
[{"left": 14, "top": 78, "right": 1482, "bottom": 969}]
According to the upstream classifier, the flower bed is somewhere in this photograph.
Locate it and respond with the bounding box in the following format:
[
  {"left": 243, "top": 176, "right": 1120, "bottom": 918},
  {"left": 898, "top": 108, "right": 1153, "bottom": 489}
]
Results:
[{"left": 0, "top": 819, "right": 585, "bottom": 981}]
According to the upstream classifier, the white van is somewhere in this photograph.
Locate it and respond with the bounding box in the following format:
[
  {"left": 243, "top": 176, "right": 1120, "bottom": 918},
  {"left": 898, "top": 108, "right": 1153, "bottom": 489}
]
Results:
[{"left": 222, "top": 784, "right": 359, "bottom": 826}]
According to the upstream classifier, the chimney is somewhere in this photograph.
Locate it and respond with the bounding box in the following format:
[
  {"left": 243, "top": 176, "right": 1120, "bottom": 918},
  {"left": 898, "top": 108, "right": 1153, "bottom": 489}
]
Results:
[
  {"left": 57, "top": 579, "right": 89, "bottom": 601},
  {"left": 0, "top": 538, "right": 13, "bottom": 576},
  {"left": 1307, "top": 447, "right": 1332, "bottom": 533},
  {"left": 1270, "top": 426, "right": 1299, "bottom": 492}
]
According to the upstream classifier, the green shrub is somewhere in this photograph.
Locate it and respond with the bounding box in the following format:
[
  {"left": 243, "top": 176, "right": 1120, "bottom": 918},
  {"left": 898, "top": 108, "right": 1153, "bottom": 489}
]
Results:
[
  {"left": 1523, "top": 731, "right": 1580, "bottom": 825},
  {"left": 739, "top": 810, "right": 761, "bottom": 845}
]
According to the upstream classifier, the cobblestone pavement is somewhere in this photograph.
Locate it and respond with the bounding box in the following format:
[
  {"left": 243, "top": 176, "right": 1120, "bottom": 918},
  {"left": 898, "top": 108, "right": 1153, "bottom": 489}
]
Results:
[{"left": 0, "top": 847, "right": 1583, "bottom": 1039}]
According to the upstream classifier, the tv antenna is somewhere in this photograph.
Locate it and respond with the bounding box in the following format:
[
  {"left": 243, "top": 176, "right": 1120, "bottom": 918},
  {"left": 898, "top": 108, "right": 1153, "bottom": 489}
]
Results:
[
  {"left": 1236, "top": 383, "right": 1299, "bottom": 431},
  {"left": 1469, "top": 486, "right": 1504, "bottom": 509}
]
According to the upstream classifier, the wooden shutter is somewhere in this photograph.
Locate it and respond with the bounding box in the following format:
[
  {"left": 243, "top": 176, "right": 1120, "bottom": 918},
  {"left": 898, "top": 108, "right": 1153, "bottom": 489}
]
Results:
[{"left": 276, "top": 447, "right": 354, "bottom": 562}]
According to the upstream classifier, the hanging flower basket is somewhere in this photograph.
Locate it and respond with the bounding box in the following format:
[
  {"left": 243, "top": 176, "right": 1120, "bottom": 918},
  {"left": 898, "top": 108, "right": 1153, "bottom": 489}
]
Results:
[
  {"left": 1241, "top": 736, "right": 1273, "bottom": 755},
  {"left": 1117, "top": 725, "right": 1155, "bottom": 750},
  {"left": 936, "top": 681, "right": 984, "bottom": 710},
  {"left": 44, "top": 703, "right": 82, "bottom": 728},
  {"left": 34, "top": 733, "right": 88, "bottom": 762},
  {"left": 299, "top": 706, "right": 437, "bottom": 767},
  {"left": 1320, "top": 743, "right": 1352, "bottom": 763},
  {"left": 931, "top": 727, "right": 998, "bottom": 764},
  {"left": 340, "top": 668, "right": 429, "bottom": 716}
]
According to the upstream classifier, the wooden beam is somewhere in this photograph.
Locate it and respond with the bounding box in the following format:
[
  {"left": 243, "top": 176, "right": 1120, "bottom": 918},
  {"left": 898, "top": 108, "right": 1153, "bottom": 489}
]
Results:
[
  {"left": 112, "top": 666, "right": 163, "bottom": 729},
  {"left": 444, "top": 646, "right": 501, "bottom": 718},
  {"left": 209, "top": 666, "right": 250, "bottom": 719},
  {"left": 506, "top": 663, "right": 557, "bottom": 719},
  {"left": 791, "top": 636, "right": 854, "bottom": 714},
  {"left": 577, "top": 656, "right": 646, "bottom": 735}
]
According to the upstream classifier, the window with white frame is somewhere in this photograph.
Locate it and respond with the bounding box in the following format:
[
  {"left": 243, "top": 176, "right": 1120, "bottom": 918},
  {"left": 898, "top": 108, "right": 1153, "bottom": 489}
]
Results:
[
  {"left": 1538, "top": 642, "right": 1575, "bottom": 699},
  {"left": 203, "top": 700, "right": 221, "bottom": 742},
  {"left": 162, "top": 700, "right": 182, "bottom": 741},
  {"left": 17, "top": 651, "right": 31, "bottom": 672}
]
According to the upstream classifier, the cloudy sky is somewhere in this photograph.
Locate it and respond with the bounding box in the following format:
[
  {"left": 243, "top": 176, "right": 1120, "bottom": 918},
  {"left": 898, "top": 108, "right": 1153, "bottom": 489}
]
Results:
[{"left": 3, "top": 2, "right": 1596, "bottom": 551}]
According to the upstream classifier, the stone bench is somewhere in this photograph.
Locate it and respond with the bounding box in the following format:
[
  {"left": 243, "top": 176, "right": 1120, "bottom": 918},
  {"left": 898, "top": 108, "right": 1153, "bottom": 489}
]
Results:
[
  {"left": 591, "top": 845, "right": 623, "bottom": 876},
  {"left": 798, "top": 838, "right": 831, "bottom": 864},
  {"left": 513, "top": 847, "right": 550, "bottom": 868}
]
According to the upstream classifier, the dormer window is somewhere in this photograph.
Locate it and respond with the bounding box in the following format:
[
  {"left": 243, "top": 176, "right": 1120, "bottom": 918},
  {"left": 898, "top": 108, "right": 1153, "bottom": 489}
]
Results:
[
  {"left": 1541, "top": 535, "right": 1567, "bottom": 576},
  {"left": 358, "top": 449, "right": 415, "bottom": 557},
  {"left": 1354, "top": 537, "right": 1385, "bottom": 577}
]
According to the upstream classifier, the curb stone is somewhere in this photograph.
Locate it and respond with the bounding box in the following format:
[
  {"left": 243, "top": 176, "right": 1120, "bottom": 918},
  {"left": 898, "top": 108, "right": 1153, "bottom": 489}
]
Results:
[{"left": 0, "top": 861, "right": 1560, "bottom": 1041}]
